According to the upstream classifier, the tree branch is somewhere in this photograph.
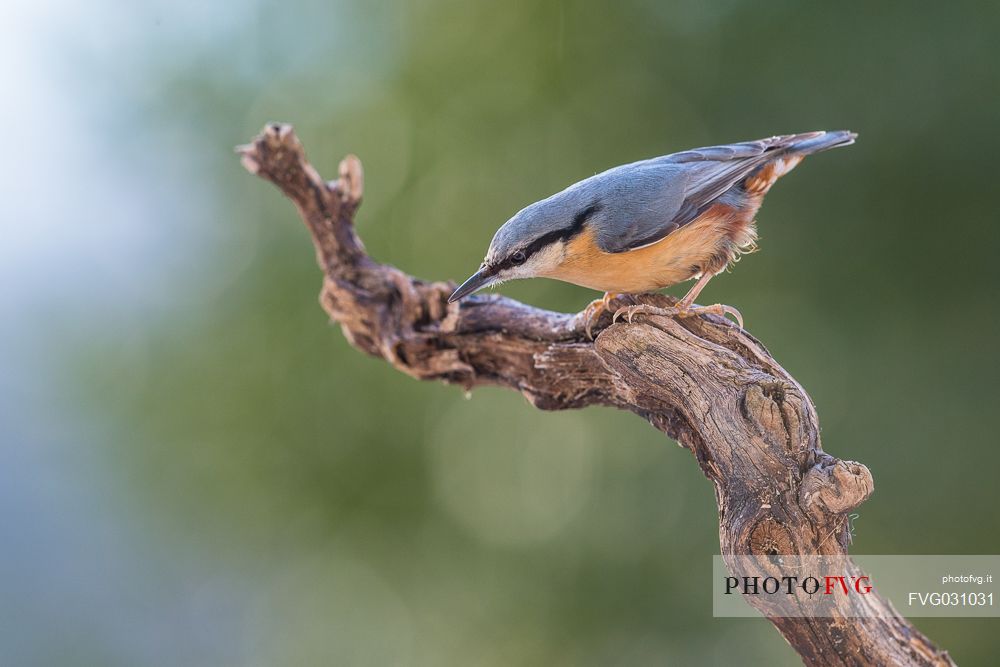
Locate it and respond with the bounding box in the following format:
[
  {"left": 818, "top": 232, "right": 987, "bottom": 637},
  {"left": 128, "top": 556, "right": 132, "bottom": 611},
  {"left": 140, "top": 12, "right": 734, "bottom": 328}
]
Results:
[{"left": 238, "top": 123, "right": 954, "bottom": 666}]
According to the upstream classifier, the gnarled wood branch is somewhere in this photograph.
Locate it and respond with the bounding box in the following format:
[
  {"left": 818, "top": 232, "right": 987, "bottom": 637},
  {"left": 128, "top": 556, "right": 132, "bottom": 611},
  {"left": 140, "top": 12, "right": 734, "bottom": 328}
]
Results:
[{"left": 238, "top": 123, "right": 953, "bottom": 666}]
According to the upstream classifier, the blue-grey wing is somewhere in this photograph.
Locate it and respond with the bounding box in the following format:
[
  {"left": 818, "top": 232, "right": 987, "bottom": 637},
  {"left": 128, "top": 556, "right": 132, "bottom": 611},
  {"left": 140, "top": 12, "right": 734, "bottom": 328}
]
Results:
[{"left": 592, "top": 132, "right": 831, "bottom": 253}]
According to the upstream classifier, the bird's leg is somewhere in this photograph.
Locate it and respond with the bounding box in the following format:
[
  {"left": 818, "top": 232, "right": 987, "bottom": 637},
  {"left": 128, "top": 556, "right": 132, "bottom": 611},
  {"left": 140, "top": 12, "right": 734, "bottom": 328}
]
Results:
[
  {"left": 673, "top": 273, "right": 744, "bottom": 328},
  {"left": 580, "top": 292, "right": 625, "bottom": 339},
  {"left": 612, "top": 273, "right": 744, "bottom": 329}
]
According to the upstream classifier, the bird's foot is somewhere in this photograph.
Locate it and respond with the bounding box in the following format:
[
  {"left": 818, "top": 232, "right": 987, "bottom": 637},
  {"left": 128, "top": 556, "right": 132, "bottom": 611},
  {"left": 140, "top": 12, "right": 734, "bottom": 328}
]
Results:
[
  {"left": 580, "top": 292, "right": 629, "bottom": 339},
  {"left": 612, "top": 303, "right": 744, "bottom": 329}
]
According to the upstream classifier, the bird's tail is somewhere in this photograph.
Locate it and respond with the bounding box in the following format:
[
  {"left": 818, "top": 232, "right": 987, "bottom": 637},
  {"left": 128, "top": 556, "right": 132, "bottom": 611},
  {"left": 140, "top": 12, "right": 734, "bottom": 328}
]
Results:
[
  {"left": 743, "top": 130, "right": 856, "bottom": 195},
  {"left": 783, "top": 129, "right": 857, "bottom": 156}
]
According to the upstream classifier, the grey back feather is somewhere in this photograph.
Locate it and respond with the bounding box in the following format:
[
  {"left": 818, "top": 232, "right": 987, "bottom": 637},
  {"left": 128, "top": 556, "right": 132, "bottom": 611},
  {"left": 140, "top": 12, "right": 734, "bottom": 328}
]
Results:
[{"left": 488, "top": 131, "right": 855, "bottom": 259}]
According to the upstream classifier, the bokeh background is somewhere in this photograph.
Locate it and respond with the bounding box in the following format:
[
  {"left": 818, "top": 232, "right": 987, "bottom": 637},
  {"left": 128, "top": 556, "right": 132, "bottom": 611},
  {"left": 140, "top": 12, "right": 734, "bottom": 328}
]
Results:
[{"left": 3, "top": 1, "right": 999, "bottom": 664}]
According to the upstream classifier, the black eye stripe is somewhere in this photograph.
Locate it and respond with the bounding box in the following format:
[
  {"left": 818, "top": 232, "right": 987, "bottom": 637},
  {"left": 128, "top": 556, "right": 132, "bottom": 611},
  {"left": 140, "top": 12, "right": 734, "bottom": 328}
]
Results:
[{"left": 491, "top": 200, "right": 603, "bottom": 273}]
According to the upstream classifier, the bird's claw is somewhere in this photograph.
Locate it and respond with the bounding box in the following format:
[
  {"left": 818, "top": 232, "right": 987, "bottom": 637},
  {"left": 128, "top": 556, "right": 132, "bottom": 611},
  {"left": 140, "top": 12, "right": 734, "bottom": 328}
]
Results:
[
  {"left": 611, "top": 303, "right": 744, "bottom": 329},
  {"left": 580, "top": 300, "right": 601, "bottom": 340},
  {"left": 612, "top": 304, "right": 676, "bottom": 325},
  {"left": 612, "top": 304, "right": 675, "bottom": 325},
  {"left": 579, "top": 293, "right": 622, "bottom": 340},
  {"left": 708, "top": 304, "right": 744, "bottom": 329}
]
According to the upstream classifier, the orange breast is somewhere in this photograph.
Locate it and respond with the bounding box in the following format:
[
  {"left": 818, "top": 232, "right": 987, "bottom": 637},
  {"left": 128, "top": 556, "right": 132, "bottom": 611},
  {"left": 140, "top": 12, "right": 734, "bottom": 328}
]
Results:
[{"left": 544, "top": 204, "right": 756, "bottom": 293}]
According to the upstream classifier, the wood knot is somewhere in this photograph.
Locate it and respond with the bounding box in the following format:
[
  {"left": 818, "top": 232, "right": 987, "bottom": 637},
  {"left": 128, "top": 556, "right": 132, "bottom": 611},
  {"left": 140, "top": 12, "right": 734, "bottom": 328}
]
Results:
[
  {"left": 748, "top": 518, "right": 795, "bottom": 556},
  {"left": 800, "top": 457, "right": 874, "bottom": 519},
  {"left": 741, "top": 382, "right": 799, "bottom": 450}
]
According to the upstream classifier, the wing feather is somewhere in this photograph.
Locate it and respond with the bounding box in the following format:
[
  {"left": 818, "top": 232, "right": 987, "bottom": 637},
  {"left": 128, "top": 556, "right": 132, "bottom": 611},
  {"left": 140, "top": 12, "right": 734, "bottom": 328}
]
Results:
[{"left": 594, "top": 132, "right": 835, "bottom": 253}]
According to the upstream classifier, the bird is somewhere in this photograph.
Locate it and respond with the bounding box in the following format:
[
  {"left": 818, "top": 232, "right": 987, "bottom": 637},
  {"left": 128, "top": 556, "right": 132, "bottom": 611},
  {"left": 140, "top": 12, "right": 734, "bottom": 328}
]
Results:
[{"left": 448, "top": 131, "right": 856, "bottom": 337}]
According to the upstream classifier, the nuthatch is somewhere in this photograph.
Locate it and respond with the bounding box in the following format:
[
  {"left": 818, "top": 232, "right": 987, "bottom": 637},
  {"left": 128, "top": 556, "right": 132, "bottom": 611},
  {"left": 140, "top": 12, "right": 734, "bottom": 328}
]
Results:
[{"left": 449, "top": 131, "right": 856, "bottom": 336}]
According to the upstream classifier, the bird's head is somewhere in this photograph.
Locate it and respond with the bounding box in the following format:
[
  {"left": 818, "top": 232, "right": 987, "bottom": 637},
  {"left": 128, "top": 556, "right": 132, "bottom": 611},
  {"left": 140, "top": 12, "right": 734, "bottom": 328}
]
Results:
[{"left": 448, "top": 194, "right": 602, "bottom": 302}]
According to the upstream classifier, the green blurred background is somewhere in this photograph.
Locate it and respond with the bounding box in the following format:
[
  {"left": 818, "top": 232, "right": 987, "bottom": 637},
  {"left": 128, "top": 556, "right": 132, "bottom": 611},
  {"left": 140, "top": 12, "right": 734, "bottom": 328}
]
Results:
[{"left": 3, "top": 1, "right": 999, "bottom": 664}]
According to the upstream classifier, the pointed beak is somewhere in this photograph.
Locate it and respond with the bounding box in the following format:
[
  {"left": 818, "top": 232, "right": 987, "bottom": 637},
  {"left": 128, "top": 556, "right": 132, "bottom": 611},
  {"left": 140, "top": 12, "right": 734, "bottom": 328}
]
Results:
[{"left": 449, "top": 265, "right": 495, "bottom": 303}]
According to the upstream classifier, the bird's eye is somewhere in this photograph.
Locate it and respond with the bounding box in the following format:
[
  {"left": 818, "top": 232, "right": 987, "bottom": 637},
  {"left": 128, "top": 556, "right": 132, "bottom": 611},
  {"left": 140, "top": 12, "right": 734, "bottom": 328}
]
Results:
[{"left": 511, "top": 251, "right": 527, "bottom": 265}]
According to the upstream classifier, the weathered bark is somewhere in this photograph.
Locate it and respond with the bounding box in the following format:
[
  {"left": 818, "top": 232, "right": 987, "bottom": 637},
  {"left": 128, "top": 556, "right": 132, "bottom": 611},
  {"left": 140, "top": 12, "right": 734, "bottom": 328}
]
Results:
[{"left": 238, "top": 123, "right": 954, "bottom": 666}]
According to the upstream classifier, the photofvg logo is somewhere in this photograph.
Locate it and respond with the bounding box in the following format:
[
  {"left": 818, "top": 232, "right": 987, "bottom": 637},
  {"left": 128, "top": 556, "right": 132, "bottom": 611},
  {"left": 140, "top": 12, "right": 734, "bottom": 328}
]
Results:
[
  {"left": 713, "top": 555, "right": 877, "bottom": 618},
  {"left": 725, "top": 573, "right": 872, "bottom": 597},
  {"left": 713, "top": 555, "right": 1000, "bottom": 618}
]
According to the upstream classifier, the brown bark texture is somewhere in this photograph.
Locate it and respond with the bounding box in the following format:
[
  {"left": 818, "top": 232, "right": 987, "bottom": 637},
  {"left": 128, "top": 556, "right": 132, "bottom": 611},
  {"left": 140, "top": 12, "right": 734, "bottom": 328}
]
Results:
[{"left": 238, "top": 123, "right": 954, "bottom": 666}]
